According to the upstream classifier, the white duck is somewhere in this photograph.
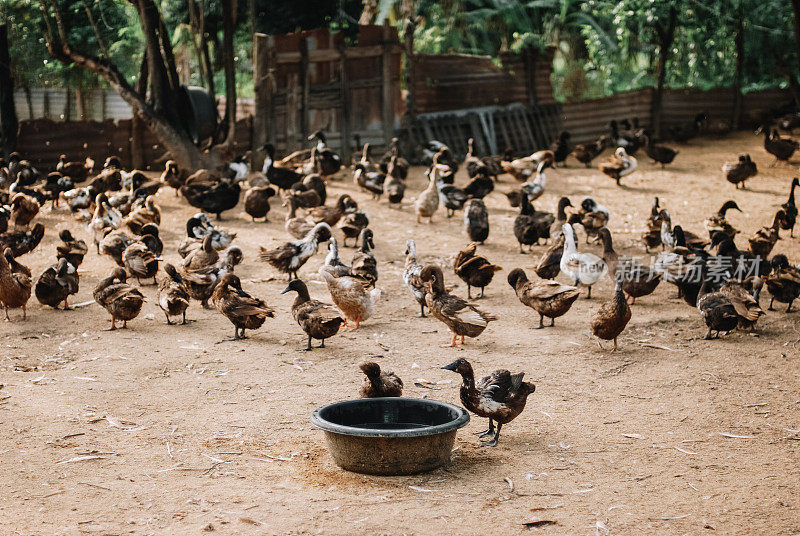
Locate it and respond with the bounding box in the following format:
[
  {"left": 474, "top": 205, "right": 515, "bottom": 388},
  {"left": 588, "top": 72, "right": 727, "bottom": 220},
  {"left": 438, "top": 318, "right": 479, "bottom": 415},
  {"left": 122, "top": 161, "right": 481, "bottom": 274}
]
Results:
[
  {"left": 560, "top": 223, "right": 607, "bottom": 299},
  {"left": 520, "top": 160, "right": 547, "bottom": 203}
]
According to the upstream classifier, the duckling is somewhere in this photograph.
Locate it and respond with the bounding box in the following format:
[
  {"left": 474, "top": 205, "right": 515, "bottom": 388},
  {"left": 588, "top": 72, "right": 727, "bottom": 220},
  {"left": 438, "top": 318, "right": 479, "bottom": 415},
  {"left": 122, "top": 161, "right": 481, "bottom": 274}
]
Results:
[
  {"left": 283, "top": 195, "right": 315, "bottom": 239},
  {"left": 500, "top": 150, "right": 554, "bottom": 181},
  {"left": 158, "top": 263, "right": 190, "bottom": 325},
  {"left": 722, "top": 154, "right": 757, "bottom": 188},
  {"left": 350, "top": 228, "right": 377, "bottom": 287},
  {"left": 35, "top": 258, "right": 78, "bottom": 310},
  {"left": 160, "top": 160, "right": 185, "bottom": 195},
  {"left": 590, "top": 279, "right": 632, "bottom": 351},
  {"left": 535, "top": 234, "right": 565, "bottom": 280},
  {"left": 598, "top": 147, "right": 637, "bottom": 185},
  {"left": 122, "top": 195, "right": 161, "bottom": 235},
  {"left": 212, "top": 273, "right": 275, "bottom": 340},
  {"left": 122, "top": 234, "right": 160, "bottom": 285},
  {"left": 180, "top": 246, "right": 243, "bottom": 309},
  {"left": 419, "top": 265, "right": 496, "bottom": 346},
  {"left": 719, "top": 279, "right": 765, "bottom": 331},
  {"left": 441, "top": 358, "right": 535, "bottom": 447},
  {"left": 306, "top": 194, "right": 357, "bottom": 227},
  {"left": 641, "top": 197, "right": 662, "bottom": 252},
  {"left": 453, "top": 243, "right": 502, "bottom": 299},
  {"left": 765, "top": 254, "right": 800, "bottom": 312},
  {"left": 384, "top": 156, "right": 405, "bottom": 206},
  {"left": 281, "top": 278, "right": 344, "bottom": 350},
  {"left": 323, "top": 237, "right": 352, "bottom": 277},
  {"left": 243, "top": 185, "right": 276, "bottom": 222},
  {"left": 10, "top": 192, "right": 40, "bottom": 230},
  {"left": 560, "top": 223, "right": 607, "bottom": 299},
  {"left": 642, "top": 132, "right": 678, "bottom": 168},
  {"left": 660, "top": 210, "right": 709, "bottom": 249},
  {"left": 576, "top": 197, "right": 610, "bottom": 244},
  {"left": 462, "top": 167, "right": 494, "bottom": 199},
  {"left": 99, "top": 229, "right": 134, "bottom": 267},
  {"left": 778, "top": 178, "right": 799, "bottom": 237},
  {"left": 358, "top": 361, "right": 403, "bottom": 398},
  {"left": 550, "top": 131, "right": 572, "bottom": 167},
  {"left": 704, "top": 200, "right": 741, "bottom": 239},
  {"left": 56, "top": 229, "right": 87, "bottom": 269},
  {"left": 598, "top": 228, "right": 661, "bottom": 304},
  {"left": 0, "top": 247, "right": 32, "bottom": 320},
  {"left": 93, "top": 267, "right": 145, "bottom": 330},
  {"left": 338, "top": 209, "right": 369, "bottom": 248},
  {"left": 260, "top": 222, "right": 332, "bottom": 280},
  {"left": 464, "top": 199, "right": 489, "bottom": 243},
  {"left": 696, "top": 262, "right": 739, "bottom": 339},
  {"left": 507, "top": 268, "right": 579, "bottom": 328},
  {"left": 318, "top": 265, "right": 381, "bottom": 330},
  {"left": 403, "top": 239, "right": 427, "bottom": 317},
  {"left": 415, "top": 158, "right": 441, "bottom": 224},
  {"left": 747, "top": 211, "right": 782, "bottom": 258},
  {"left": 570, "top": 135, "right": 608, "bottom": 167}
]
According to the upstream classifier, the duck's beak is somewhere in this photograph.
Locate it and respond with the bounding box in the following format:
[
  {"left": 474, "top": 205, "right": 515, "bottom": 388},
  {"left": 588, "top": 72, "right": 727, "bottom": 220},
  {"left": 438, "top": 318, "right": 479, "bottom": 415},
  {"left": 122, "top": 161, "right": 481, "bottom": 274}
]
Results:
[
  {"left": 441, "top": 361, "right": 459, "bottom": 371},
  {"left": 280, "top": 285, "right": 291, "bottom": 294}
]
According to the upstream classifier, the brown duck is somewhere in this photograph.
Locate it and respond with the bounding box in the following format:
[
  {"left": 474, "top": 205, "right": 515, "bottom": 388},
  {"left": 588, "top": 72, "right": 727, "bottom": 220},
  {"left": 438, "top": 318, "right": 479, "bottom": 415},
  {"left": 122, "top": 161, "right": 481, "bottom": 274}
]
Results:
[
  {"left": 0, "top": 247, "right": 32, "bottom": 320},
  {"left": 441, "top": 358, "right": 535, "bottom": 447},
  {"left": 453, "top": 243, "right": 502, "bottom": 299},
  {"left": 158, "top": 263, "right": 190, "bottom": 325},
  {"left": 56, "top": 229, "right": 88, "bottom": 269},
  {"left": 747, "top": 211, "right": 781, "bottom": 259},
  {"left": 589, "top": 279, "right": 632, "bottom": 351},
  {"left": 93, "top": 267, "right": 145, "bottom": 329},
  {"left": 358, "top": 361, "right": 403, "bottom": 398},
  {"left": 281, "top": 278, "right": 344, "bottom": 350},
  {"left": 507, "top": 268, "right": 579, "bottom": 328},
  {"left": 212, "top": 273, "right": 275, "bottom": 340},
  {"left": 598, "top": 228, "right": 661, "bottom": 304},
  {"left": 419, "top": 265, "right": 497, "bottom": 347},
  {"left": 34, "top": 258, "right": 79, "bottom": 310},
  {"left": 704, "top": 200, "right": 741, "bottom": 239},
  {"left": 535, "top": 234, "right": 565, "bottom": 280}
]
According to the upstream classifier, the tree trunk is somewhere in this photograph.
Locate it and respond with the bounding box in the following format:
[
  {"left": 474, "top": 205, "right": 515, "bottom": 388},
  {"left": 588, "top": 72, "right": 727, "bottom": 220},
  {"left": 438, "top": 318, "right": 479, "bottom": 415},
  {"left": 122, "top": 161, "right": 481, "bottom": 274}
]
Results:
[
  {"left": 0, "top": 24, "right": 18, "bottom": 158},
  {"left": 731, "top": 3, "right": 744, "bottom": 129},
  {"left": 651, "top": 6, "right": 677, "bottom": 139},
  {"left": 219, "top": 0, "right": 237, "bottom": 148}
]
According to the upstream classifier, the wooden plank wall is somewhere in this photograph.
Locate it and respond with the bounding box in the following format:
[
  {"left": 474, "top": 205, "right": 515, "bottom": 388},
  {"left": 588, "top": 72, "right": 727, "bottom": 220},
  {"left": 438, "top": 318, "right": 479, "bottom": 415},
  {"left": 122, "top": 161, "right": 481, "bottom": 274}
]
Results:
[{"left": 561, "top": 88, "right": 654, "bottom": 144}]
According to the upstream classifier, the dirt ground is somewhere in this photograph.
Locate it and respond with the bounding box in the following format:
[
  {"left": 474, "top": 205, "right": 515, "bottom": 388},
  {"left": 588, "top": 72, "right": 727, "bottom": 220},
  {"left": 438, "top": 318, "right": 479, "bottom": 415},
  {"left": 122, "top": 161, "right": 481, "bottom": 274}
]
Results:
[{"left": 2, "top": 131, "right": 800, "bottom": 535}]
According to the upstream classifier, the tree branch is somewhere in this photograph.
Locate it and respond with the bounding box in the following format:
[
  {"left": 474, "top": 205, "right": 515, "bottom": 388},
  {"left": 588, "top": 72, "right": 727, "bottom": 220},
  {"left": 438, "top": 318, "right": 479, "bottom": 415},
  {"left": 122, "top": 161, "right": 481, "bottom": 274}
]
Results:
[{"left": 80, "top": 0, "right": 110, "bottom": 58}]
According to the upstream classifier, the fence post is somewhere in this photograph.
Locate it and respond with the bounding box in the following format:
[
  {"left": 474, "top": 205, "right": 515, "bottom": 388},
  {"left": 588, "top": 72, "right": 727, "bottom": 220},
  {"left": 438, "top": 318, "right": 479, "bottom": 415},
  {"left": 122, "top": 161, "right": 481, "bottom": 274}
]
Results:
[
  {"left": 339, "top": 42, "right": 352, "bottom": 164},
  {"left": 299, "top": 36, "right": 310, "bottom": 142},
  {"left": 253, "top": 32, "right": 268, "bottom": 170},
  {"left": 381, "top": 23, "right": 394, "bottom": 149}
]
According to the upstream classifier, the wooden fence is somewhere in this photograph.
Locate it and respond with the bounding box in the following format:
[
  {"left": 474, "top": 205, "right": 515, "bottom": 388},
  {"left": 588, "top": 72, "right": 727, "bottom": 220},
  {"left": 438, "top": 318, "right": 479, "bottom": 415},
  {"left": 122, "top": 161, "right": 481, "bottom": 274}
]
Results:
[{"left": 253, "top": 25, "right": 403, "bottom": 163}]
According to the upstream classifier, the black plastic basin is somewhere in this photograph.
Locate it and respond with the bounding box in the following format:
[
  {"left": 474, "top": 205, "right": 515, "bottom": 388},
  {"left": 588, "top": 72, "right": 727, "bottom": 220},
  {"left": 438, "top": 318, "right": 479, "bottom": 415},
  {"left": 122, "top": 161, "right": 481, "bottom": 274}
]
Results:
[{"left": 311, "top": 397, "right": 470, "bottom": 475}]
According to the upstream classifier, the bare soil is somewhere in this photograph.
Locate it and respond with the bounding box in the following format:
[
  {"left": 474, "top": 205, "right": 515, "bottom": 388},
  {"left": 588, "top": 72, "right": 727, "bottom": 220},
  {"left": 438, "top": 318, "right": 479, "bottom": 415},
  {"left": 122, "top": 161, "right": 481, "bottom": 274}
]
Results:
[{"left": 2, "top": 132, "right": 800, "bottom": 535}]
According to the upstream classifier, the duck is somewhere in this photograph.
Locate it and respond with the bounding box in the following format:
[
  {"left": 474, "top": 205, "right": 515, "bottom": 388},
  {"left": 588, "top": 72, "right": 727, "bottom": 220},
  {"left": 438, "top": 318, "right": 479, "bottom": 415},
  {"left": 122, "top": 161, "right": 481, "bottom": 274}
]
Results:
[
  {"left": 353, "top": 158, "right": 385, "bottom": 199},
  {"left": 589, "top": 279, "right": 632, "bottom": 351},
  {"left": 419, "top": 264, "right": 496, "bottom": 346},
  {"left": 122, "top": 195, "right": 161, "bottom": 235},
  {"left": 598, "top": 147, "right": 637, "bottom": 185},
  {"left": 500, "top": 150, "right": 554, "bottom": 182},
  {"left": 338, "top": 209, "right": 369, "bottom": 248},
  {"left": 56, "top": 154, "right": 93, "bottom": 182},
  {"left": 507, "top": 268, "right": 579, "bottom": 328},
  {"left": 212, "top": 273, "right": 275, "bottom": 340},
  {"left": 777, "top": 177, "right": 799, "bottom": 237},
  {"left": 535, "top": 234, "right": 565, "bottom": 281},
  {"left": 40, "top": 171, "right": 74, "bottom": 208},
  {"left": 463, "top": 167, "right": 494, "bottom": 199},
  {"left": 158, "top": 263, "right": 190, "bottom": 325},
  {"left": 549, "top": 197, "right": 573, "bottom": 239},
  {"left": 415, "top": 155, "right": 441, "bottom": 224},
  {"left": 765, "top": 254, "right": 800, "bottom": 312},
  {"left": 760, "top": 127, "right": 798, "bottom": 165},
  {"left": 55, "top": 229, "right": 87, "bottom": 269},
  {"left": 318, "top": 265, "right": 381, "bottom": 330},
  {"left": 182, "top": 234, "right": 219, "bottom": 272},
  {"left": 308, "top": 130, "right": 343, "bottom": 177},
  {"left": 10, "top": 192, "right": 40, "bottom": 230},
  {"left": 379, "top": 138, "right": 410, "bottom": 179},
  {"left": 550, "top": 131, "right": 572, "bottom": 167},
  {"left": 358, "top": 362, "right": 403, "bottom": 398},
  {"left": 243, "top": 185, "right": 276, "bottom": 222},
  {"left": 722, "top": 154, "right": 757, "bottom": 188},
  {"left": 323, "top": 237, "right": 352, "bottom": 277},
  {"left": 718, "top": 279, "right": 765, "bottom": 331},
  {"left": 262, "top": 143, "right": 304, "bottom": 190},
  {"left": 747, "top": 211, "right": 782, "bottom": 259},
  {"left": 462, "top": 140, "right": 499, "bottom": 181},
  {"left": 160, "top": 160, "right": 185, "bottom": 195},
  {"left": 303, "top": 173, "right": 328, "bottom": 205},
  {"left": 122, "top": 234, "right": 161, "bottom": 285},
  {"left": 641, "top": 197, "right": 663, "bottom": 252},
  {"left": 0, "top": 247, "right": 32, "bottom": 320},
  {"left": 560, "top": 223, "right": 607, "bottom": 299},
  {"left": 99, "top": 229, "right": 134, "bottom": 267},
  {"left": 513, "top": 193, "right": 546, "bottom": 253},
  {"left": 180, "top": 246, "right": 243, "bottom": 309},
  {"left": 696, "top": 262, "right": 739, "bottom": 339},
  {"left": 437, "top": 175, "right": 468, "bottom": 218},
  {"left": 575, "top": 197, "right": 609, "bottom": 244},
  {"left": 35, "top": 258, "right": 78, "bottom": 310},
  {"left": 597, "top": 228, "right": 661, "bottom": 304},
  {"left": 704, "top": 200, "right": 741, "bottom": 239},
  {"left": 283, "top": 195, "right": 315, "bottom": 239},
  {"left": 259, "top": 222, "right": 331, "bottom": 280},
  {"left": 453, "top": 243, "right": 502, "bottom": 299},
  {"left": 642, "top": 132, "right": 678, "bottom": 168},
  {"left": 180, "top": 172, "right": 242, "bottom": 220},
  {"left": 88, "top": 194, "right": 121, "bottom": 253},
  {"left": 571, "top": 135, "right": 608, "bottom": 167},
  {"left": 402, "top": 239, "right": 427, "bottom": 317},
  {"left": 384, "top": 156, "right": 405, "bottom": 206},
  {"left": 464, "top": 199, "right": 489, "bottom": 244},
  {"left": 441, "top": 358, "right": 535, "bottom": 447},
  {"left": 281, "top": 278, "right": 344, "bottom": 350},
  {"left": 177, "top": 213, "right": 237, "bottom": 257},
  {"left": 62, "top": 184, "right": 97, "bottom": 214},
  {"left": 518, "top": 161, "right": 547, "bottom": 203},
  {"left": 350, "top": 228, "right": 378, "bottom": 287},
  {"left": 284, "top": 183, "right": 322, "bottom": 209},
  {"left": 306, "top": 194, "right": 358, "bottom": 227},
  {"left": 0, "top": 223, "right": 45, "bottom": 258},
  {"left": 660, "top": 210, "right": 709, "bottom": 249},
  {"left": 93, "top": 267, "right": 145, "bottom": 330},
  {"left": 654, "top": 226, "right": 700, "bottom": 297}
]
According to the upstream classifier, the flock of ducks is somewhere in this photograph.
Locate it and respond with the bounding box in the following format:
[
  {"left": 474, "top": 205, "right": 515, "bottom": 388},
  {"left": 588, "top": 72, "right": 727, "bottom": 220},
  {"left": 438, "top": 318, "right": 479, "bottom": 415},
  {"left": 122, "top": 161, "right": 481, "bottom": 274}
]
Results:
[{"left": 2, "top": 112, "right": 800, "bottom": 447}]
